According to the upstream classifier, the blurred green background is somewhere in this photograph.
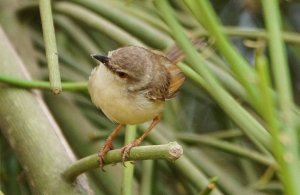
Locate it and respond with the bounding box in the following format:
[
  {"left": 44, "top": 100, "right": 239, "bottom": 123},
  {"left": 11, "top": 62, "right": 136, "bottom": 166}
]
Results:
[{"left": 0, "top": 0, "right": 300, "bottom": 195}]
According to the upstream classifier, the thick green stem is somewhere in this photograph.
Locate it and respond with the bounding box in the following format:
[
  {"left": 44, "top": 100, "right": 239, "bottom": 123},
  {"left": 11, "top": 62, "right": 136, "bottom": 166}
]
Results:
[
  {"left": 0, "top": 27, "right": 89, "bottom": 194},
  {"left": 63, "top": 142, "right": 183, "bottom": 182}
]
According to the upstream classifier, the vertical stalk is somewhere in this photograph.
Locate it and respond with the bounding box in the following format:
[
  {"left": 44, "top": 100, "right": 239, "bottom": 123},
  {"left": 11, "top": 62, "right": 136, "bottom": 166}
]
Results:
[
  {"left": 261, "top": 1, "right": 300, "bottom": 194},
  {"left": 39, "top": 0, "right": 62, "bottom": 94},
  {"left": 140, "top": 160, "right": 154, "bottom": 195},
  {"left": 122, "top": 125, "right": 137, "bottom": 195},
  {"left": 256, "top": 50, "right": 283, "bottom": 177}
]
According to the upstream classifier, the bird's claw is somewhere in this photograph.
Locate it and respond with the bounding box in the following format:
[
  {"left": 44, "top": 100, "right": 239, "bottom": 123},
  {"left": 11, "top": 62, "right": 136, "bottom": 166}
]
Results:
[
  {"left": 98, "top": 140, "right": 113, "bottom": 171},
  {"left": 120, "top": 141, "right": 139, "bottom": 166}
]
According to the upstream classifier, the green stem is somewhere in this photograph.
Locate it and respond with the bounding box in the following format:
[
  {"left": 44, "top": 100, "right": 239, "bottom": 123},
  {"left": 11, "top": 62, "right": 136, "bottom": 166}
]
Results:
[
  {"left": 0, "top": 75, "right": 87, "bottom": 91},
  {"left": 0, "top": 26, "right": 89, "bottom": 194},
  {"left": 261, "top": 2, "right": 294, "bottom": 108},
  {"left": 177, "top": 133, "right": 276, "bottom": 167},
  {"left": 184, "top": 0, "right": 259, "bottom": 109},
  {"left": 140, "top": 160, "right": 154, "bottom": 195},
  {"left": 261, "top": 2, "right": 300, "bottom": 193},
  {"left": 154, "top": 0, "right": 272, "bottom": 151},
  {"left": 63, "top": 142, "right": 183, "bottom": 182},
  {"left": 122, "top": 125, "right": 137, "bottom": 195},
  {"left": 39, "top": 0, "right": 61, "bottom": 94}
]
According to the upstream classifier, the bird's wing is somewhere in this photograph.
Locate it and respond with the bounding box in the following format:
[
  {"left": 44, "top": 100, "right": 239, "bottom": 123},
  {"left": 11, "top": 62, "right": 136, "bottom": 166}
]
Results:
[
  {"left": 150, "top": 53, "right": 186, "bottom": 100},
  {"left": 144, "top": 61, "right": 170, "bottom": 101},
  {"left": 146, "top": 49, "right": 186, "bottom": 100}
]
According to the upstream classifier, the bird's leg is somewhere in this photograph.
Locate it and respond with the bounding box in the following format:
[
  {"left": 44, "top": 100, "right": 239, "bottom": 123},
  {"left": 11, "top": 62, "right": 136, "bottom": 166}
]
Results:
[
  {"left": 98, "top": 124, "right": 124, "bottom": 171},
  {"left": 121, "top": 116, "right": 161, "bottom": 164}
]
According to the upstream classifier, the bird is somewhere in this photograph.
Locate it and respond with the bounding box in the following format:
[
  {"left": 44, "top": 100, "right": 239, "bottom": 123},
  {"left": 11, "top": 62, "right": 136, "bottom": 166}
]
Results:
[{"left": 88, "top": 46, "right": 186, "bottom": 170}]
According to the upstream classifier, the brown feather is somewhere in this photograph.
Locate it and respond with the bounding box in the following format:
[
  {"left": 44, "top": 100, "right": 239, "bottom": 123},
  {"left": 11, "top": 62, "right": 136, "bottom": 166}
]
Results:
[
  {"left": 144, "top": 49, "right": 186, "bottom": 101},
  {"left": 156, "top": 54, "right": 186, "bottom": 99},
  {"left": 166, "top": 63, "right": 185, "bottom": 99}
]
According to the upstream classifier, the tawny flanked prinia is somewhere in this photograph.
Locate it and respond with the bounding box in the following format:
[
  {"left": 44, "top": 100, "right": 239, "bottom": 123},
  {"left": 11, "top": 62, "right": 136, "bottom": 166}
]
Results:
[{"left": 88, "top": 46, "right": 185, "bottom": 169}]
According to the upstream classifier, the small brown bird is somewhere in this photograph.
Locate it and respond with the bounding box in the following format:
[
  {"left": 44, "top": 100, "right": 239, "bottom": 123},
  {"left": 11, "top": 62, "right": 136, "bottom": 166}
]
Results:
[{"left": 88, "top": 46, "right": 185, "bottom": 169}]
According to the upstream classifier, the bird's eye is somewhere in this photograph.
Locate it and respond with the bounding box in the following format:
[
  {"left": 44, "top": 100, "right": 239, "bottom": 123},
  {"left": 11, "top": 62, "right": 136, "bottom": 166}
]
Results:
[{"left": 116, "top": 71, "right": 128, "bottom": 78}]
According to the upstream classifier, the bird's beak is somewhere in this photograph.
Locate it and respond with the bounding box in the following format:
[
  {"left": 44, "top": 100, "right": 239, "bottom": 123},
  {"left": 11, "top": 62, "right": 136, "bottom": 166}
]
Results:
[{"left": 91, "top": 54, "right": 110, "bottom": 64}]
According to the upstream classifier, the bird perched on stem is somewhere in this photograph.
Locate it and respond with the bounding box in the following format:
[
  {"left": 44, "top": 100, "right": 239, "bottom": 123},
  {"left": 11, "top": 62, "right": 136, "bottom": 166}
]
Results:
[{"left": 88, "top": 41, "right": 206, "bottom": 169}]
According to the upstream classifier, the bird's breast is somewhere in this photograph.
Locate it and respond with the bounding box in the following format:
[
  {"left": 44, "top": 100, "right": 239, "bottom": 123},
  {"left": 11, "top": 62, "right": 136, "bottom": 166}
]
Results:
[{"left": 88, "top": 65, "right": 164, "bottom": 124}]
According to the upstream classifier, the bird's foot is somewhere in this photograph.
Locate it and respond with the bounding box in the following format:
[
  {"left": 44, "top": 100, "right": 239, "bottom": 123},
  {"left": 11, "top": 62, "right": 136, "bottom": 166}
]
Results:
[
  {"left": 120, "top": 139, "right": 141, "bottom": 166},
  {"left": 98, "top": 139, "right": 113, "bottom": 171}
]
